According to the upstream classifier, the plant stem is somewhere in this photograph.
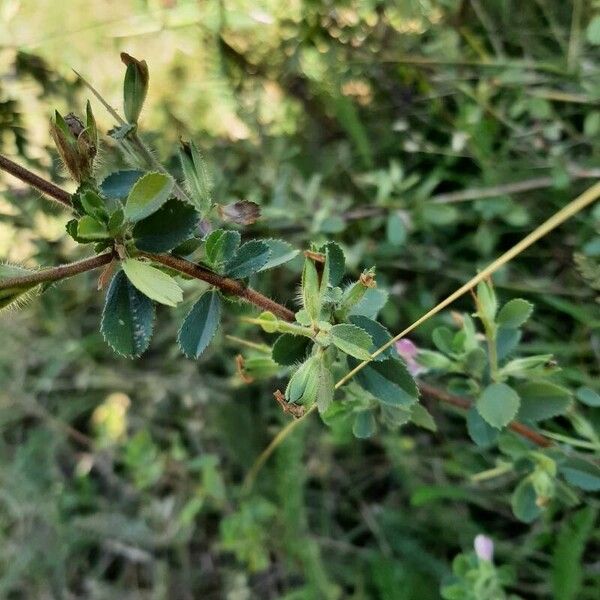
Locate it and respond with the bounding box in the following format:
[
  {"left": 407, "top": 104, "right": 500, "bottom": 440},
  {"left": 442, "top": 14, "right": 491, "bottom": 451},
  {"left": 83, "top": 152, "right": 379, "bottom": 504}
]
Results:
[
  {"left": 75, "top": 70, "right": 190, "bottom": 203},
  {"left": 0, "top": 154, "right": 72, "bottom": 209},
  {"left": 142, "top": 252, "right": 295, "bottom": 321},
  {"left": 0, "top": 253, "right": 113, "bottom": 290},
  {"left": 0, "top": 154, "right": 556, "bottom": 477}
]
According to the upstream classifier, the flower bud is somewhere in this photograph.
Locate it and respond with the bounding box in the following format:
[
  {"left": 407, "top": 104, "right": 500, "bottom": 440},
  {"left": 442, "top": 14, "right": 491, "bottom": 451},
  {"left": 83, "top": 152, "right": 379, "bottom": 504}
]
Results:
[
  {"left": 474, "top": 534, "right": 494, "bottom": 561},
  {"left": 120, "top": 52, "right": 149, "bottom": 124},
  {"left": 50, "top": 108, "right": 97, "bottom": 183}
]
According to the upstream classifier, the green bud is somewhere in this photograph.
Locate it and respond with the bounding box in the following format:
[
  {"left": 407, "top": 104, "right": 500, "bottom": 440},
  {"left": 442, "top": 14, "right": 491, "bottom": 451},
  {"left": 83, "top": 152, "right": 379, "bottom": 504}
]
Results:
[
  {"left": 121, "top": 52, "right": 149, "bottom": 124},
  {"left": 338, "top": 268, "right": 376, "bottom": 317},
  {"left": 49, "top": 109, "right": 97, "bottom": 183}
]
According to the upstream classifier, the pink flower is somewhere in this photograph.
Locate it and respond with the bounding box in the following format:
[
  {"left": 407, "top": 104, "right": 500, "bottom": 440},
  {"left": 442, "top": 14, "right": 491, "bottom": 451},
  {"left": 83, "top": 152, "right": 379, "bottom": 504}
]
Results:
[
  {"left": 395, "top": 339, "right": 424, "bottom": 376},
  {"left": 474, "top": 534, "right": 494, "bottom": 561}
]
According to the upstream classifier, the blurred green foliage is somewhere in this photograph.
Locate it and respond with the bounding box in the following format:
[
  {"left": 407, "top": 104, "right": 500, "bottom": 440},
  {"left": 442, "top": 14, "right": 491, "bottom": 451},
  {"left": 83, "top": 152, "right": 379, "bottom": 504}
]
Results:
[{"left": 1, "top": 0, "right": 600, "bottom": 598}]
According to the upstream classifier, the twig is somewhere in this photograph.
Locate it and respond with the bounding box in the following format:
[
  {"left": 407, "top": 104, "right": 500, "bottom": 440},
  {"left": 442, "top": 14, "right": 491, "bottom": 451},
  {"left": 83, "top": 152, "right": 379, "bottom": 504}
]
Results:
[
  {"left": 0, "top": 154, "right": 557, "bottom": 477},
  {"left": 74, "top": 70, "right": 190, "bottom": 203},
  {"left": 0, "top": 154, "right": 72, "bottom": 209},
  {"left": 141, "top": 252, "right": 295, "bottom": 321},
  {"left": 418, "top": 382, "right": 553, "bottom": 448},
  {"left": 0, "top": 253, "right": 114, "bottom": 290}
]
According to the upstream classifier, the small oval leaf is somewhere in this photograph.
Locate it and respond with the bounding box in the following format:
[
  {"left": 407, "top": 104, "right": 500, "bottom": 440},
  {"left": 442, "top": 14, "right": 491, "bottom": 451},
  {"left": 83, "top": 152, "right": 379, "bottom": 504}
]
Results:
[
  {"left": 178, "top": 290, "right": 222, "bottom": 359},
  {"left": 101, "top": 270, "right": 155, "bottom": 357},
  {"left": 122, "top": 258, "right": 183, "bottom": 307},
  {"left": 125, "top": 172, "right": 174, "bottom": 222}
]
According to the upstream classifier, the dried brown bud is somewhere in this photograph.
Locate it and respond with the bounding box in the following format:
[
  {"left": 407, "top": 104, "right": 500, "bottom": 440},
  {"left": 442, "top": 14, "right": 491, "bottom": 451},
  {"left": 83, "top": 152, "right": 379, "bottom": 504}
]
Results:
[{"left": 218, "top": 200, "right": 261, "bottom": 226}]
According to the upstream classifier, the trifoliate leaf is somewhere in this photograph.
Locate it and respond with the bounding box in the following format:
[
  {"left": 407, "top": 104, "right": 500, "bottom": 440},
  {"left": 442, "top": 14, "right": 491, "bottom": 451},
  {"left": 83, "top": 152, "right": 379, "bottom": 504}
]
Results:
[
  {"left": 329, "top": 323, "right": 373, "bottom": 360},
  {"left": 124, "top": 172, "right": 174, "bottom": 222},
  {"left": 122, "top": 258, "right": 182, "bottom": 306},
  {"left": 133, "top": 199, "right": 198, "bottom": 252},
  {"left": 353, "top": 410, "right": 376, "bottom": 439},
  {"left": 512, "top": 478, "right": 542, "bottom": 523},
  {"left": 410, "top": 404, "right": 437, "bottom": 432},
  {"left": 225, "top": 240, "right": 270, "bottom": 279},
  {"left": 76, "top": 215, "right": 110, "bottom": 241},
  {"left": 348, "top": 315, "right": 395, "bottom": 361},
  {"left": 177, "top": 290, "right": 221, "bottom": 359},
  {"left": 497, "top": 298, "right": 534, "bottom": 329},
  {"left": 257, "top": 239, "right": 299, "bottom": 272},
  {"left": 560, "top": 457, "right": 600, "bottom": 491},
  {"left": 100, "top": 169, "right": 144, "bottom": 200},
  {"left": 272, "top": 334, "right": 310, "bottom": 366},
  {"left": 476, "top": 382, "right": 520, "bottom": 429},
  {"left": 351, "top": 357, "right": 419, "bottom": 408},
  {"left": 321, "top": 241, "right": 345, "bottom": 286},
  {"left": 466, "top": 407, "right": 499, "bottom": 448},
  {"left": 100, "top": 270, "right": 154, "bottom": 357},
  {"left": 205, "top": 229, "right": 241, "bottom": 269},
  {"left": 516, "top": 381, "right": 572, "bottom": 422}
]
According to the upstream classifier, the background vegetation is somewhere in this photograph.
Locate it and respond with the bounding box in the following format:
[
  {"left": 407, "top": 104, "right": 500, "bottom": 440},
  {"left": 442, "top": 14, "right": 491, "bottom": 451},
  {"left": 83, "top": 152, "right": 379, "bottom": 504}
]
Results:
[{"left": 0, "top": 0, "right": 599, "bottom": 598}]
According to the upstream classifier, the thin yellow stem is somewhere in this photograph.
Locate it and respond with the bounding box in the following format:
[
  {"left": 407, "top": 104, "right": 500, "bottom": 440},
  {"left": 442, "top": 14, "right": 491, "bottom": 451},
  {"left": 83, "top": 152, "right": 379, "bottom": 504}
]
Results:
[
  {"left": 244, "top": 180, "right": 600, "bottom": 487},
  {"left": 335, "top": 181, "right": 600, "bottom": 389}
]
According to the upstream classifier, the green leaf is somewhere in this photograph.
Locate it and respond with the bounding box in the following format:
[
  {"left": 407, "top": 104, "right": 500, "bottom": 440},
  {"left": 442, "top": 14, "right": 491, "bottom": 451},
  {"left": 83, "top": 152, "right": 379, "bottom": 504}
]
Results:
[
  {"left": 496, "top": 298, "right": 534, "bottom": 328},
  {"left": 225, "top": 240, "right": 270, "bottom": 279},
  {"left": 386, "top": 211, "right": 407, "bottom": 246},
  {"left": 100, "top": 270, "right": 154, "bottom": 357},
  {"left": 177, "top": 290, "right": 222, "bottom": 359},
  {"left": 133, "top": 199, "right": 198, "bottom": 252},
  {"left": 205, "top": 229, "right": 241, "bottom": 268},
  {"left": 476, "top": 383, "right": 520, "bottom": 429},
  {"left": 76, "top": 215, "right": 110, "bottom": 241},
  {"left": 272, "top": 334, "right": 310, "bottom": 366},
  {"left": 410, "top": 404, "right": 437, "bottom": 432},
  {"left": 329, "top": 323, "right": 373, "bottom": 360},
  {"left": 496, "top": 326, "right": 522, "bottom": 360},
  {"left": 466, "top": 407, "right": 499, "bottom": 448},
  {"left": 476, "top": 280, "right": 497, "bottom": 323},
  {"left": 348, "top": 315, "right": 395, "bottom": 361},
  {"left": 80, "top": 190, "right": 108, "bottom": 222},
  {"left": 125, "top": 172, "right": 174, "bottom": 222},
  {"left": 321, "top": 241, "right": 345, "bottom": 286},
  {"left": 511, "top": 478, "right": 542, "bottom": 523},
  {"left": 586, "top": 15, "right": 600, "bottom": 45},
  {"left": 560, "top": 457, "right": 600, "bottom": 491},
  {"left": 257, "top": 239, "right": 299, "bottom": 272},
  {"left": 552, "top": 506, "right": 597, "bottom": 600},
  {"left": 121, "top": 258, "right": 183, "bottom": 307},
  {"left": 179, "top": 140, "right": 212, "bottom": 214},
  {"left": 0, "top": 264, "right": 41, "bottom": 311},
  {"left": 432, "top": 326, "right": 454, "bottom": 354},
  {"left": 348, "top": 288, "right": 388, "bottom": 319},
  {"left": 121, "top": 52, "right": 149, "bottom": 124},
  {"left": 100, "top": 170, "right": 144, "bottom": 200},
  {"left": 576, "top": 386, "right": 600, "bottom": 407},
  {"left": 353, "top": 410, "right": 376, "bottom": 439},
  {"left": 301, "top": 257, "right": 322, "bottom": 323},
  {"left": 352, "top": 357, "right": 419, "bottom": 408},
  {"left": 515, "top": 381, "right": 572, "bottom": 422}
]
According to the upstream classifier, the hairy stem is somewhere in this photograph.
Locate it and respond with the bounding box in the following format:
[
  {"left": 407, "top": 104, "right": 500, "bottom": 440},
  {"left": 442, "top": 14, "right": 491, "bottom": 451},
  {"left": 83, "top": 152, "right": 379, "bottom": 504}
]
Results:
[
  {"left": 0, "top": 154, "right": 72, "bottom": 209},
  {"left": 0, "top": 253, "right": 113, "bottom": 290},
  {"left": 0, "top": 154, "right": 554, "bottom": 476},
  {"left": 142, "top": 252, "right": 295, "bottom": 321}
]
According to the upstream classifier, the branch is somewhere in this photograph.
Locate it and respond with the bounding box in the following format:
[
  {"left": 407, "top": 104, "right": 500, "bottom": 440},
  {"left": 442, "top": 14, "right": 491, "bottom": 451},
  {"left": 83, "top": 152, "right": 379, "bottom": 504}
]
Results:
[
  {"left": 0, "top": 154, "right": 73, "bottom": 209},
  {"left": 143, "top": 252, "right": 295, "bottom": 321},
  {"left": 0, "top": 155, "right": 555, "bottom": 453},
  {"left": 418, "top": 382, "right": 553, "bottom": 448},
  {"left": 0, "top": 253, "right": 113, "bottom": 290}
]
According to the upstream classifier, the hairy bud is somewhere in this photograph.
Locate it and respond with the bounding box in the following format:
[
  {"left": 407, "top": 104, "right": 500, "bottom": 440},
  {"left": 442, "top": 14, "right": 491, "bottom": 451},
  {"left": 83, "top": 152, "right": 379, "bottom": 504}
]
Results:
[{"left": 121, "top": 52, "right": 149, "bottom": 125}]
